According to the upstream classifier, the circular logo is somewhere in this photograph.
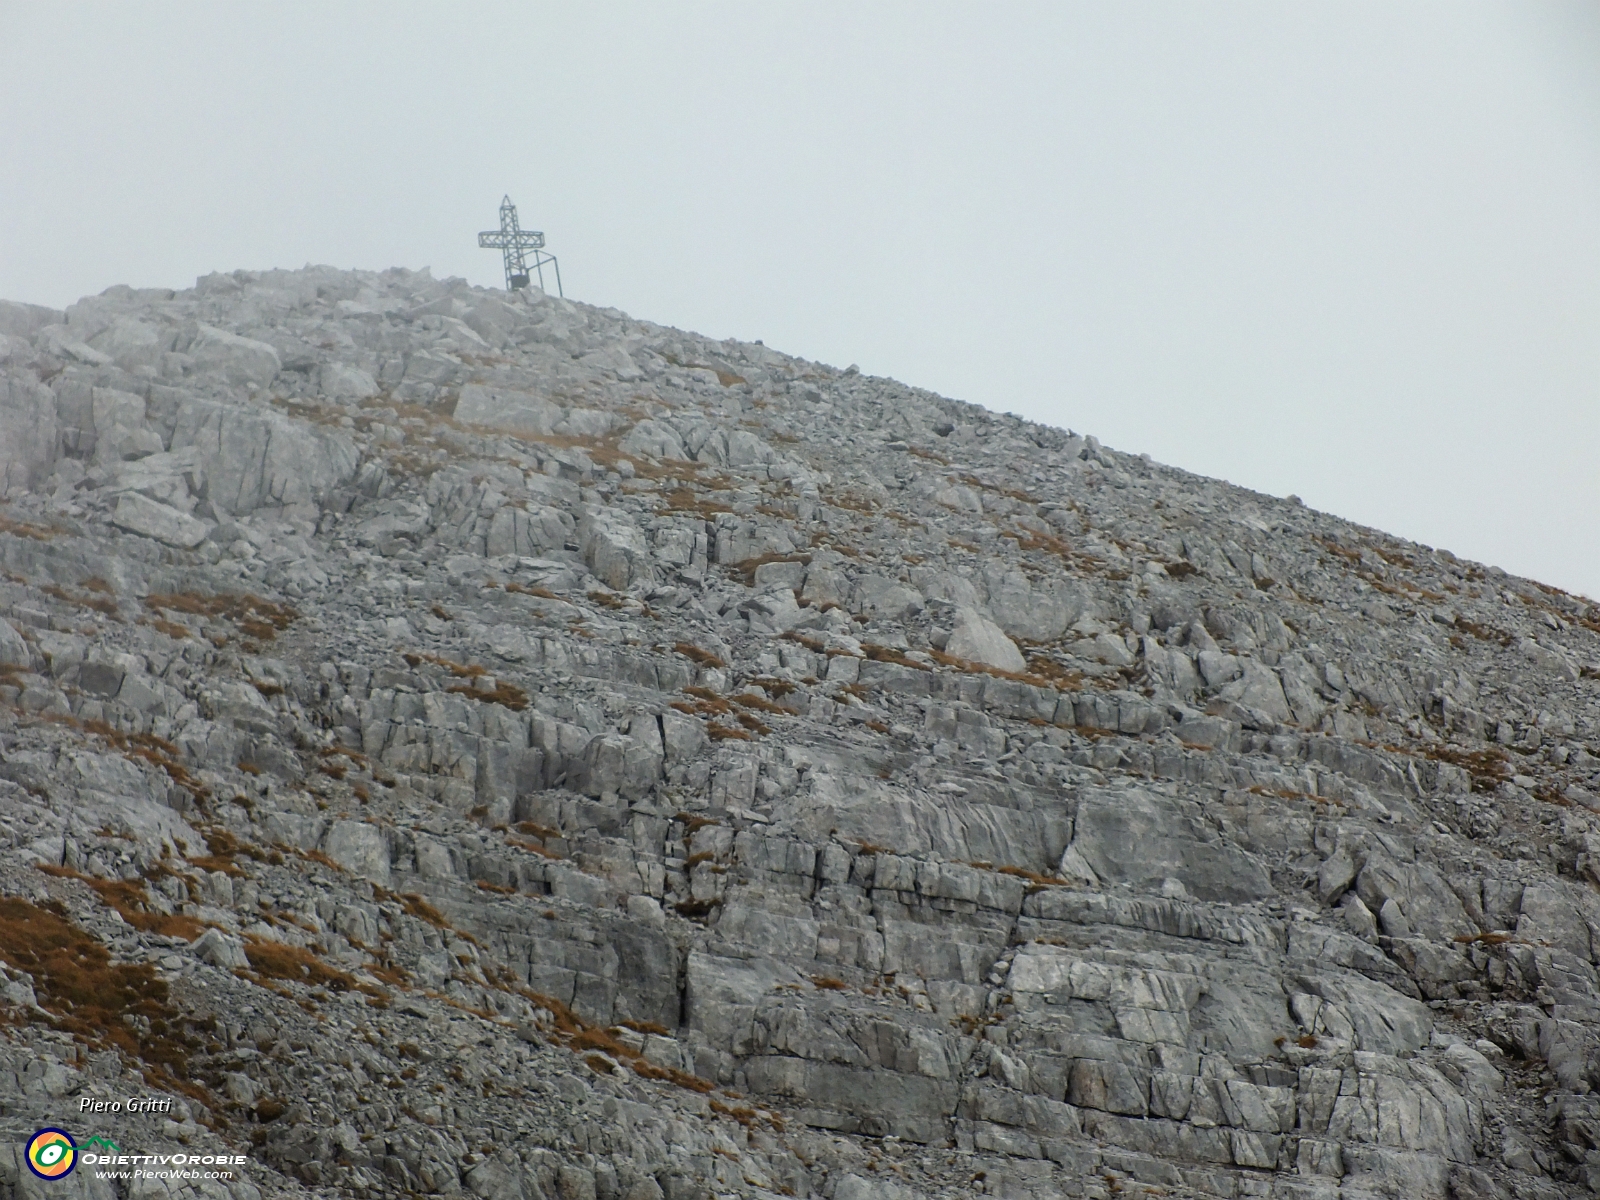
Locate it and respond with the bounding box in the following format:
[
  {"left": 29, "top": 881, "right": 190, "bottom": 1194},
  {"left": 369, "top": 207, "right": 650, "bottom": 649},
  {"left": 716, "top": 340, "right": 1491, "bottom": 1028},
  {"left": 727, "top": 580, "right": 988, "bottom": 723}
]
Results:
[{"left": 26, "top": 1128, "right": 76, "bottom": 1179}]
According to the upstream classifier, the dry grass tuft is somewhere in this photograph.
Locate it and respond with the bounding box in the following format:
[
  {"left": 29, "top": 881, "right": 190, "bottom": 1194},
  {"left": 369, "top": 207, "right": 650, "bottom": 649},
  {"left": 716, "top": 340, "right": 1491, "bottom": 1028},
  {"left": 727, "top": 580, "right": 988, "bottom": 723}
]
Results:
[
  {"left": 0, "top": 513, "right": 61, "bottom": 541},
  {"left": 1422, "top": 744, "right": 1511, "bottom": 793},
  {"left": 446, "top": 679, "right": 529, "bottom": 711},
  {"left": 43, "top": 583, "right": 120, "bottom": 619},
  {"left": 673, "top": 642, "right": 726, "bottom": 669},
  {"left": 242, "top": 938, "right": 357, "bottom": 992},
  {"left": 674, "top": 812, "right": 721, "bottom": 835},
  {"left": 403, "top": 650, "right": 528, "bottom": 710},
  {"left": 503, "top": 581, "right": 557, "bottom": 599},
  {"left": 146, "top": 592, "right": 298, "bottom": 641}
]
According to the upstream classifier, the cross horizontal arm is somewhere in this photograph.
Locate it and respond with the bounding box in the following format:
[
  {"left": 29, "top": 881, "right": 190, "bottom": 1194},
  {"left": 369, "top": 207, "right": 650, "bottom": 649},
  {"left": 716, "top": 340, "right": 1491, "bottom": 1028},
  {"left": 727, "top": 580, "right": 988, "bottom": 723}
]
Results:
[{"left": 478, "top": 231, "right": 545, "bottom": 249}]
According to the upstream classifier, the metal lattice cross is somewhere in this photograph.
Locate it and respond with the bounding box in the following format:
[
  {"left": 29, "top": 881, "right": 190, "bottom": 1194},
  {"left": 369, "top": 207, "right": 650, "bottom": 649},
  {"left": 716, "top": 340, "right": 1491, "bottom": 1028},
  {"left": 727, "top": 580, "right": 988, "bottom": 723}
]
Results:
[{"left": 478, "top": 195, "right": 562, "bottom": 295}]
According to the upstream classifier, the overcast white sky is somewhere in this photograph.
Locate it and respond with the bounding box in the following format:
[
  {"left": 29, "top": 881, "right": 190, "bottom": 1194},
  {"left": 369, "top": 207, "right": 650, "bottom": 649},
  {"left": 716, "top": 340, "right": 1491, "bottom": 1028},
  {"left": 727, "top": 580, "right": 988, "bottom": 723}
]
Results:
[{"left": 4, "top": 3, "right": 1598, "bottom": 598}]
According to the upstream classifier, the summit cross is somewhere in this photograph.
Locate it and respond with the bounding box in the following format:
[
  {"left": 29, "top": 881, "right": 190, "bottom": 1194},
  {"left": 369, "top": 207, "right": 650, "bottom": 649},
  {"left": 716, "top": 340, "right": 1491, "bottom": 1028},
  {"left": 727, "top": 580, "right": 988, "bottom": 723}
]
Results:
[{"left": 478, "top": 195, "right": 562, "bottom": 296}]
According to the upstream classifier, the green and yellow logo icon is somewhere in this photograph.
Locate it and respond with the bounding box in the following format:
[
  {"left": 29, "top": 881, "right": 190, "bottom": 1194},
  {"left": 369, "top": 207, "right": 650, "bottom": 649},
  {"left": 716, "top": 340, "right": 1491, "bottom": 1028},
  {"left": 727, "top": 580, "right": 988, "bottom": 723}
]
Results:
[{"left": 26, "top": 1128, "right": 76, "bottom": 1179}]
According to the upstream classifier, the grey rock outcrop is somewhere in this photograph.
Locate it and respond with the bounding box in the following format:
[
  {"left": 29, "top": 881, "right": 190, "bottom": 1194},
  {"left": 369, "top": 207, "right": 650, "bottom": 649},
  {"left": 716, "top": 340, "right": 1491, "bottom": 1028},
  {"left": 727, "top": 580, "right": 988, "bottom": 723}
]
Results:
[{"left": 0, "top": 264, "right": 1596, "bottom": 1199}]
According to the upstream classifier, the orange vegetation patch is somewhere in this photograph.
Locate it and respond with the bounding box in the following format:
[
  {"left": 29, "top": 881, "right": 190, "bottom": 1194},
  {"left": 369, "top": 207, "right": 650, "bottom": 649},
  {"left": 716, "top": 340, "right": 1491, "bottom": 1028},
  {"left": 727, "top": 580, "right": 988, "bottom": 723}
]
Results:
[
  {"left": 673, "top": 642, "right": 726, "bottom": 669},
  {"left": 242, "top": 938, "right": 357, "bottom": 991},
  {"left": 1454, "top": 931, "right": 1517, "bottom": 945},
  {"left": 674, "top": 812, "right": 721, "bottom": 835},
  {"left": 43, "top": 582, "right": 120, "bottom": 619},
  {"left": 928, "top": 649, "right": 1057, "bottom": 689},
  {"left": 145, "top": 592, "right": 298, "bottom": 641},
  {"left": 522, "top": 989, "right": 718, "bottom": 1094},
  {"left": 1421, "top": 744, "right": 1511, "bottom": 793},
  {"left": 403, "top": 650, "right": 529, "bottom": 710},
  {"left": 446, "top": 679, "right": 529, "bottom": 711},
  {"left": 0, "top": 513, "right": 60, "bottom": 541},
  {"left": 503, "top": 581, "right": 558, "bottom": 600},
  {"left": 37, "top": 865, "right": 206, "bottom": 939},
  {"left": 0, "top": 897, "right": 217, "bottom": 1098}
]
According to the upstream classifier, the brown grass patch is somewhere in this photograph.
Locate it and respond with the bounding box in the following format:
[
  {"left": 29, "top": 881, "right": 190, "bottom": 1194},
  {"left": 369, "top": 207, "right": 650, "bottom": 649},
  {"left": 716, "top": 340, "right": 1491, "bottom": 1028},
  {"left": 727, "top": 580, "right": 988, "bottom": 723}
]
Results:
[
  {"left": 395, "top": 893, "right": 448, "bottom": 928},
  {"left": 146, "top": 591, "right": 297, "bottom": 641},
  {"left": 620, "top": 1018, "right": 670, "bottom": 1036},
  {"left": 674, "top": 812, "right": 721, "bottom": 835},
  {"left": 1452, "top": 615, "right": 1515, "bottom": 648},
  {"left": 1022, "top": 654, "right": 1084, "bottom": 691},
  {"left": 861, "top": 643, "right": 930, "bottom": 671},
  {"left": 446, "top": 679, "right": 529, "bottom": 711},
  {"left": 503, "top": 581, "right": 558, "bottom": 599},
  {"left": 0, "top": 513, "right": 60, "bottom": 541},
  {"left": 674, "top": 642, "right": 726, "bottom": 669},
  {"left": 403, "top": 650, "right": 485, "bottom": 677},
  {"left": 507, "top": 836, "right": 565, "bottom": 860},
  {"left": 1422, "top": 744, "right": 1511, "bottom": 793},
  {"left": 516, "top": 987, "right": 716, "bottom": 1094},
  {"left": 42, "top": 583, "right": 120, "bottom": 619},
  {"left": 929, "top": 649, "right": 1055, "bottom": 689},
  {"left": 0, "top": 897, "right": 216, "bottom": 1094},
  {"left": 1454, "top": 931, "right": 1516, "bottom": 945},
  {"left": 243, "top": 938, "right": 356, "bottom": 992},
  {"left": 37, "top": 866, "right": 205, "bottom": 938}
]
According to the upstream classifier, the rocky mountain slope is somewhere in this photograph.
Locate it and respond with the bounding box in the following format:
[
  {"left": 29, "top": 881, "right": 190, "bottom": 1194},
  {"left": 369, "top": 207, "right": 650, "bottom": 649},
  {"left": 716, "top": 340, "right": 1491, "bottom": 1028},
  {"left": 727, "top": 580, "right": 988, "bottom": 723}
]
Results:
[{"left": 0, "top": 266, "right": 1598, "bottom": 1200}]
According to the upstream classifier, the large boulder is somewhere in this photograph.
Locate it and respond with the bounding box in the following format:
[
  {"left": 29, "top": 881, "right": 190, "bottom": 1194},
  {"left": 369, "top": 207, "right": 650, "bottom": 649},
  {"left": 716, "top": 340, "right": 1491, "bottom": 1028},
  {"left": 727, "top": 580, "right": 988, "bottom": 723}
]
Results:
[
  {"left": 318, "top": 362, "right": 378, "bottom": 399},
  {"left": 617, "top": 419, "right": 687, "bottom": 461},
  {"left": 91, "top": 387, "right": 163, "bottom": 463},
  {"left": 1216, "top": 657, "right": 1293, "bottom": 722},
  {"left": 37, "top": 324, "right": 111, "bottom": 365},
  {"left": 171, "top": 398, "right": 359, "bottom": 515},
  {"left": 944, "top": 607, "right": 1026, "bottom": 672},
  {"left": 984, "top": 568, "right": 1086, "bottom": 641},
  {"left": 0, "top": 619, "right": 31, "bottom": 669},
  {"left": 110, "top": 493, "right": 212, "bottom": 548},
  {"left": 0, "top": 374, "right": 57, "bottom": 493},
  {"left": 454, "top": 383, "right": 560, "bottom": 433},
  {"left": 577, "top": 507, "right": 654, "bottom": 591},
  {"left": 88, "top": 316, "right": 174, "bottom": 372},
  {"left": 322, "top": 820, "right": 390, "bottom": 885},
  {"left": 577, "top": 344, "right": 642, "bottom": 381},
  {"left": 484, "top": 505, "right": 574, "bottom": 557},
  {"left": 0, "top": 300, "right": 64, "bottom": 339},
  {"left": 188, "top": 324, "right": 281, "bottom": 387},
  {"left": 1067, "top": 789, "right": 1273, "bottom": 903}
]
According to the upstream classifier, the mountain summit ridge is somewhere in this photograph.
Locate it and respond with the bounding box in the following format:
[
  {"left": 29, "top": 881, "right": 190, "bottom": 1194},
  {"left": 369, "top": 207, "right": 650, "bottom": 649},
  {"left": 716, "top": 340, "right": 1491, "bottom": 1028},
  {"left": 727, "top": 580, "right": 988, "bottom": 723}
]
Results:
[{"left": 0, "top": 265, "right": 1596, "bottom": 1199}]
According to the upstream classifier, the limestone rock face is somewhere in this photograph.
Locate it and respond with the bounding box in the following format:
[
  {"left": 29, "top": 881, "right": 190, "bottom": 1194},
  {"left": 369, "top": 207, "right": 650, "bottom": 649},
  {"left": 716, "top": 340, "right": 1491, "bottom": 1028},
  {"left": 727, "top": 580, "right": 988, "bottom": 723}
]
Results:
[
  {"left": 0, "top": 264, "right": 1594, "bottom": 1199},
  {"left": 171, "top": 397, "right": 359, "bottom": 515}
]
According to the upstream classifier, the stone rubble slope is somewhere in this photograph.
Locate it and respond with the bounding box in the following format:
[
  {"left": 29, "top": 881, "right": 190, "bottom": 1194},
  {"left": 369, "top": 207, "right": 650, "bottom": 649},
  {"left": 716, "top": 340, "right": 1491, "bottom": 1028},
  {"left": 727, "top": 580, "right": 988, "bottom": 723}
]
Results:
[{"left": 0, "top": 266, "right": 1598, "bottom": 1199}]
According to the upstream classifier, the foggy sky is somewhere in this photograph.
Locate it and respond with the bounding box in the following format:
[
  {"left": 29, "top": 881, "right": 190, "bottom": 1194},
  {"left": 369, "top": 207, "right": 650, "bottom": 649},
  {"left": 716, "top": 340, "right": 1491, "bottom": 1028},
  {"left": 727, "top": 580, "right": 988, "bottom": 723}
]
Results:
[{"left": 3, "top": 3, "right": 1597, "bottom": 598}]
